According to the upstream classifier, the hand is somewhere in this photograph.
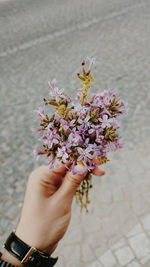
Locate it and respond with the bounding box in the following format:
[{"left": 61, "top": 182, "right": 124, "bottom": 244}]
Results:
[{"left": 1, "top": 162, "right": 105, "bottom": 266}]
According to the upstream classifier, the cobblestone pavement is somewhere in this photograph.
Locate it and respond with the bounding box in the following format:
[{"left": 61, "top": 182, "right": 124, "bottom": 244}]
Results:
[{"left": 0, "top": 0, "right": 150, "bottom": 266}]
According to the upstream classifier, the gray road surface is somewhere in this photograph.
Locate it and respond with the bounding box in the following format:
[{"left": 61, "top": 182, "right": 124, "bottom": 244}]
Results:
[{"left": 0, "top": 0, "right": 150, "bottom": 266}]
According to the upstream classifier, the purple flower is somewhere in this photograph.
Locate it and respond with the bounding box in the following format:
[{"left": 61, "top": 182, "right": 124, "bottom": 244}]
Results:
[
  {"left": 33, "top": 59, "right": 127, "bottom": 213},
  {"left": 77, "top": 116, "right": 90, "bottom": 126},
  {"left": 68, "top": 132, "right": 83, "bottom": 146},
  {"left": 31, "top": 127, "right": 42, "bottom": 133},
  {"left": 86, "top": 56, "right": 96, "bottom": 69},
  {"left": 77, "top": 124, "right": 88, "bottom": 138},
  {"left": 48, "top": 78, "right": 66, "bottom": 102},
  {"left": 60, "top": 118, "right": 76, "bottom": 131},
  {"left": 70, "top": 163, "right": 86, "bottom": 175},
  {"left": 77, "top": 146, "right": 96, "bottom": 163},
  {"left": 117, "top": 99, "right": 127, "bottom": 114},
  {"left": 33, "top": 149, "right": 45, "bottom": 160},
  {"left": 99, "top": 114, "right": 111, "bottom": 128},
  {"left": 48, "top": 78, "right": 57, "bottom": 89},
  {"left": 50, "top": 87, "right": 65, "bottom": 103},
  {"left": 88, "top": 124, "right": 101, "bottom": 135},
  {"left": 95, "top": 133, "right": 104, "bottom": 144},
  {"left": 35, "top": 107, "right": 46, "bottom": 119},
  {"left": 34, "top": 60, "right": 126, "bottom": 184},
  {"left": 92, "top": 90, "right": 117, "bottom": 112},
  {"left": 109, "top": 117, "right": 120, "bottom": 128},
  {"left": 106, "top": 137, "right": 123, "bottom": 152},
  {"left": 86, "top": 161, "right": 97, "bottom": 171},
  {"left": 42, "top": 128, "right": 60, "bottom": 149},
  {"left": 57, "top": 146, "right": 69, "bottom": 163}
]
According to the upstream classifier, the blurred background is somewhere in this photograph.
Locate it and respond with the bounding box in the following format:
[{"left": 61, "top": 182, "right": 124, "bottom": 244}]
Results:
[{"left": 0, "top": 0, "right": 150, "bottom": 266}]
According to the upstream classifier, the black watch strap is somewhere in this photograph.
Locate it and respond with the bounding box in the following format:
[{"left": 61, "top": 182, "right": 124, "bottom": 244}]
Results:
[
  {"left": 3, "top": 232, "right": 58, "bottom": 267},
  {"left": 0, "top": 253, "right": 16, "bottom": 267}
]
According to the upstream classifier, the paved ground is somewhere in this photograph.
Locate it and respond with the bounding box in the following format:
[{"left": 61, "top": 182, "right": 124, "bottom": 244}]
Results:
[{"left": 0, "top": 0, "right": 150, "bottom": 266}]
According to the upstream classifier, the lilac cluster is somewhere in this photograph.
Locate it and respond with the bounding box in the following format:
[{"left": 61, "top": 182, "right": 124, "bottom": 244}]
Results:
[
  {"left": 34, "top": 64, "right": 126, "bottom": 173},
  {"left": 33, "top": 57, "right": 126, "bottom": 211}
]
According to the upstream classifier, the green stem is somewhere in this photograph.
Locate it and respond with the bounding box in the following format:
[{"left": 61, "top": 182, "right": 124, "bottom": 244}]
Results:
[{"left": 75, "top": 172, "right": 93, "bottom": 213}]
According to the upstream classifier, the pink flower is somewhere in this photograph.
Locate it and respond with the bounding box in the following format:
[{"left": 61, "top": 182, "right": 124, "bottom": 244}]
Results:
[
  {"left": 33, "top": 149, "right": 45, "bottom": 160},
  {"left": 35, "top": 107, "right": 45, "bottom": 119},
  {"left": 48, "top": 78, "right": 57, "bottom": 89},
  {"left": 95, "top": 134, "right": 104, "bottom": 144},
  {"left": 57, "top": 146, "right": 69, "bottom": 163},
  {"left": 48, "top": 78, "right": 66, "bottom": 102},
  {"left": 68, "top": 132, "right": 83, "bottom": 146},
  {"left": 50, "top": 87, "right": 65, "bottom": 103},
  {"left": 86, "top": 56, "right": 96, "bottom": 69},
  {"left": 77, "top": 146, "right": 96, "bottom": 163},
  {"left": 99, "top": 115, "right": 111, "bottom": 128}
]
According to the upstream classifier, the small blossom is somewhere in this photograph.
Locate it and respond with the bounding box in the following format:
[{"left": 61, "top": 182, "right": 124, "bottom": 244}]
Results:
[
  {"left": 99, "top": 114, "right": 111, "bottom": 128},
  {"left": 33, "top": 149, "right": 45, "bottom": 160},
  {"left": 48, "top": 78, "right": 57, "bottom": 89},
  {"left": 57, "top": 146, "right": 69, "bottom": 163},
  {"left": 31, "top": 127, "right": 42, "bottom": 133},
  {"left": 77, "top": 146, "right": 96, "bottom": 163},
  {"left": 68, "top": 132, "right": 83, "bottom": 146},
  {"left": 49, "top": 87, "right": 65, "bottom": 103},
  {"left": 35, "top": 107, "right": 46, "bottom": 119},
  {"left": 86, "top": 56, "right": 96, "bottom": 69}
]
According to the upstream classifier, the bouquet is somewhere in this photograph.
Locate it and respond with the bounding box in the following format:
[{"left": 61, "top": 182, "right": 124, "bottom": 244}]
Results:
[{"left": 33, "top": 57, "right": 126, "bottom": 212}]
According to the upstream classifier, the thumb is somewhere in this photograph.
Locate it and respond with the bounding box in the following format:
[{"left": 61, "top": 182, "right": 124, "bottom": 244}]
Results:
[{"left": 56, "top": 164, "right": 88, "bottom": 199}]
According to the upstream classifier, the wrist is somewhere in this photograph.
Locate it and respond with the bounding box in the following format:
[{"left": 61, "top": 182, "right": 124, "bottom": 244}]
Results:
[
  {"left": 1, "top": 250, "right": 23, "bottom": 267},
  {"left": 2, "top": 232, "right": 58, "bottom": 267},
  {"left": 15, "top": 225, "right": 58, "bottom": 255}
]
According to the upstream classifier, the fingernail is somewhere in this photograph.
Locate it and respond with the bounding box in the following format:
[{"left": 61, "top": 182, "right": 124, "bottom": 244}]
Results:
[
  {"left": 71, "top": 164, "right": 87, "bottom": 175},
  {"left": 53, "top": 159, "right": 63, "bottom": 169}
]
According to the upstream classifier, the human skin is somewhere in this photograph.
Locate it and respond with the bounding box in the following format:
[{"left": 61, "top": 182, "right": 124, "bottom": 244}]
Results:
[{"left": 1, "top": 162, "right": 105, "bottom": 266}]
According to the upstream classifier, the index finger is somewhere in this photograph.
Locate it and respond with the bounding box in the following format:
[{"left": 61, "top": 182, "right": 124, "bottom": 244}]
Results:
[{"left": 29, "top": 162, "right": 70, "bottom": 188}]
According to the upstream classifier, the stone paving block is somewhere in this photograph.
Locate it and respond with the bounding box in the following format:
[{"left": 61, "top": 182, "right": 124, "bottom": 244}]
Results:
[
  {"left": 111, "top": 238, "right": 126, "bottom": 250},
  {"left": 54, "top": 256, "right": 65, "bottom": 267},
  {"left": 126, "top": 223, "right": 143, "bottom": 238},
  {"left": 127, "top": 261, "right": 141, "bottom": 267},
  {"left": 85, "top": 261, "right": 102, "bottom": 267},
  {"left": 140, "top": 253, "right": 150, "bottom": 264},
  {"left": 62, "top": 224, "right": 83, "bottom": 245},
  {"left": 99, "top": 250, "right": 116, "bottom": 267},
  {"left": 141, "top": 214, "right": 150, "bottom": 231},
  {"left": 95, "top": 243, "right": 108, "bottom": 258},
  {"left": 142, "top": 262, "right": 150, "bottom": 267},
  {"left": 114, "top": 246, "right": 135, "bottom": 266},
  {"left": 131, "top": 197, "right": 150, "bottom": 216},
  {"left": 81, "top": 213, "right": 102, "bottom": 234},
  {"left": 93, "top": 203, "right": 112, "bottom": 218},
  {"left": 148, "top": 231, "right": 150, "bottom": 238},
  {"left": 63, "top": 244, "right": 81, "bottom": 266},
  {"left": 97, "top": 186, "right": 112, "bottom": 204},
  {"left": 143, "top": 192, "right": 150, "bottom": 205},
  {"left": 87, "top": 232, "right": 107, "bottom": 251},
  {"left": 81, "top": 243, "right": 95, "bottom": 263},
  {"left": 112, "top": 187, "right": 124, "bottom": 202},
  {"left": 128, "top": 232, "right": 150, "bottom": 259}
]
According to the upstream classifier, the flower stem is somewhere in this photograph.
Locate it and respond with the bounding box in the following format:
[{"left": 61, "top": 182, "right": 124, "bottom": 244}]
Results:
[{"left": 75, "top": 172, "right": 93, "bottom": 212}]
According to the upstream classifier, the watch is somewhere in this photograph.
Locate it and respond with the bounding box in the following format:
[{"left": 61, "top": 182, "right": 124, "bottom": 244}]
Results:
[
  {"left": 0, "top": 253, "right": 16, "bottom": 267},
  {"left": 2, "top": 232, "right": 58, "bottom": 267}
]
